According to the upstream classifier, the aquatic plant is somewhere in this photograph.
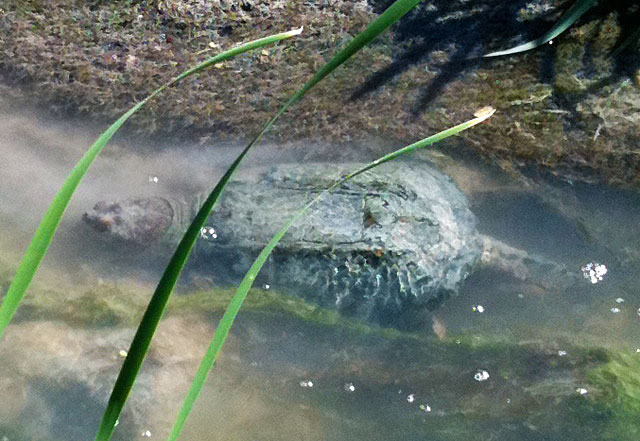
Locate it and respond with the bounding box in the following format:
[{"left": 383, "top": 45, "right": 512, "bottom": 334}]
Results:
[{"left": 572, "top": 352, "right": 640, "bottom": 440}]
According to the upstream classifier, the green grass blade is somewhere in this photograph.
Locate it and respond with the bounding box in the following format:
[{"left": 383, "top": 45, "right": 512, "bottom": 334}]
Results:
[
  {"left": 204, "top": 0, "right": 424, "bottom": 206},
  {"left": 86, "top": 32, "right": 307, "bottom": 441},
  {"left": 168, "top": 107, "right": 495, "bottom": 441},
  {"left": 0, "top": 28, "right": 302, "bottom": 343},
  {"left": 91, "top": 3, "right": 422, "bottom": 440},
  {"left": 484, "top": 0, "right": 597, "bottom": 57}
]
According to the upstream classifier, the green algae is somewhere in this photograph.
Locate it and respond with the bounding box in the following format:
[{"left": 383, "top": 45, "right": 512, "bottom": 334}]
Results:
[
  {"left": 3, "top": 250, "right": 640, "bottom": 440},
  {"left": 167, "top": 287, "right": 407, "bottom": 341},
  {"left": 15, "top": 283, "right": 147, "bottom": 327},
  {"left": 554, "top": 41, "right": 587, "bottom": 94},
  {"left": 8, "top": 272, "right": 640, "bottom": 440},
  {"left": 553, "top": 12, "right": 621, "bottom": 95},
  {"left": 2, "top": 259, "right": 402, "bottom": 339},
  {"left": 579, "top": 351, "right": 640, "bottom": 440}
]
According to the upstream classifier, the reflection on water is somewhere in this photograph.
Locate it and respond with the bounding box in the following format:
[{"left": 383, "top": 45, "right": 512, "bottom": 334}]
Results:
[
  {"left": 1, "top": 94, "right": 640, "bottom": 441},
  {"left": 581, "top": 262, "right": 608, "bottom": 284}
]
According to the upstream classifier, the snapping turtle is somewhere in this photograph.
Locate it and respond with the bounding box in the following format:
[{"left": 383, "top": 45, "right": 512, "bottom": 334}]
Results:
[{"left": 83, "top": 162, "right": 575, "bottom": 327}]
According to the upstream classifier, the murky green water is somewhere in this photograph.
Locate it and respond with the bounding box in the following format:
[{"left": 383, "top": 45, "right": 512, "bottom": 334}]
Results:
[{"left": 1, "top": 91, "right": 640, "bottom": 441}]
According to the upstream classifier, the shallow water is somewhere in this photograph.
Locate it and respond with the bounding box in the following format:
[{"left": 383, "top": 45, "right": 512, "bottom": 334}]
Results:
[{"left": 1, "top": 91, "right": 640, "bottom": 441}]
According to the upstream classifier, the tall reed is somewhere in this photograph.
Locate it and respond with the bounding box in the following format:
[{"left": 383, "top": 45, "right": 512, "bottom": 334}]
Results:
[
  {"left": 166, "top": 107, "right": 494, "bottom": 440},
  {"left": 0, "top": 1, "right": 494, "bottom": 440},
  {"left": 94, "top": 1, "right": 423, "bottom": 440},
  {"left": 0, "top": 28, "right": 303, "bottom": 341}
]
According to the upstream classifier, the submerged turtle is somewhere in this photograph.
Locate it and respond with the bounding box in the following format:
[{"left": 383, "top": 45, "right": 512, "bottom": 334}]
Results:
[{"left": 83, "top": 162, "right": 575, "bottom": 328}]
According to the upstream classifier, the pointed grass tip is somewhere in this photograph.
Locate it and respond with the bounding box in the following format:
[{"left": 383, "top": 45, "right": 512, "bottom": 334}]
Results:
[
  {"left": 473, "top": 105, "right": 496, "bottom": 119},
  {"left": 287, "top": 27, "right": 304, "bottom": 37}
]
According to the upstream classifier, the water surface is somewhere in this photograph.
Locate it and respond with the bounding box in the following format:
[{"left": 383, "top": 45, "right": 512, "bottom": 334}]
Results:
[{"left": 1, "top": 91, "right": 639, "bottom": 441}]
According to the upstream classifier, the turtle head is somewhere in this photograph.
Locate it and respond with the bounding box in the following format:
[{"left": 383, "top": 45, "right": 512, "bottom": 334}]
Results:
[{"left": 82, "top": 197, "right": 174, "bottom": 245}]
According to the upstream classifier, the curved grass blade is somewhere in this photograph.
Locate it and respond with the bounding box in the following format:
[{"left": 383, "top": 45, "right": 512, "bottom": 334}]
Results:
[
  {"left": 85, "top": 31, "right": 309, "bottom": 441},
  {"left": 203, "top": 0, "right": 424, "bottom": 218},
  {"left": 94, "top": 2, "right": 422, "bottom": 440},
  {"left": 0, "top": 28, "right": 303, "bottom": 343},
  {"left": 484, "top": 0, "right": 597, "bottom": 57},
  {"left": 167, "top": 107, "right": 495, "bottom": 441}
]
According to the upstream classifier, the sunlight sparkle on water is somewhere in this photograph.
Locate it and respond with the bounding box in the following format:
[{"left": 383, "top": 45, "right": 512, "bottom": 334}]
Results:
[
  {"left": 581, "top": 262, "right": 607, "bottom": 284},
  {"left": 344, "top": 382, "right": 356, "bottom": 392},
  {"left": 299, "top": 380, "right": 314, "bottom": 388},
  {"left": 200, "top": 226, "right": 217, "bottom": 240}
]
